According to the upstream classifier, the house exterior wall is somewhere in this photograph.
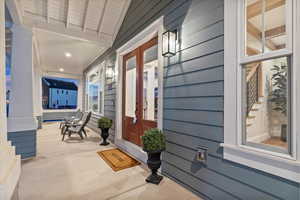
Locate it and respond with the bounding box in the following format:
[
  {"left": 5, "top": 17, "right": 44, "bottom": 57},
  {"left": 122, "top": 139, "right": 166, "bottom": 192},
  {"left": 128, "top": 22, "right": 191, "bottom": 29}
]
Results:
[
  {"left": 48, "top": 88, "right": 77, "bottom": 109},
  {"left": 84, "top": 0, "right": 300, "bottom": 199}
]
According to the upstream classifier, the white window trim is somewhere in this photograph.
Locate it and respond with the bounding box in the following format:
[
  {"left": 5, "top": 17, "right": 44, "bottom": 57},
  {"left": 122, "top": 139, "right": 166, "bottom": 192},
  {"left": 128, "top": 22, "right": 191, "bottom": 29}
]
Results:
[
  {"left": 86, "top": 61, "right": 106, "bottom": 116},
  {"left": 223, "top": 0, "right": 300, "bottom": 183}
]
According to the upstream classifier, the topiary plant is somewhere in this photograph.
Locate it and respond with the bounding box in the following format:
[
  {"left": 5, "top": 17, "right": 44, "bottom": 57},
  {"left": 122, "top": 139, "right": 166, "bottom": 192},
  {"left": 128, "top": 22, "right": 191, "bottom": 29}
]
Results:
[
  {"left": 97, "top": 117, "right": 112, "bottom": 129},
  {"left": 141, "top": 128, "right": 166, "bottom": 152}
]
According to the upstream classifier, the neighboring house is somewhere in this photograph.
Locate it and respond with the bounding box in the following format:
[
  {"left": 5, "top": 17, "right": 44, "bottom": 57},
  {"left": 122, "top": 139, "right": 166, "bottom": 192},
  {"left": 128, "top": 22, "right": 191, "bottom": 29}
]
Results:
[{"left": 42, "top": 78, "right": 78, "bottom": 109}]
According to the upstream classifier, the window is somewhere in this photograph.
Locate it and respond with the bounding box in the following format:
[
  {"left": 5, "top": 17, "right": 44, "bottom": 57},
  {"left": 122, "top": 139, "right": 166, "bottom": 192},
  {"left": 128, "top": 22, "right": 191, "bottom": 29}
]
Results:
[
  {"left": 224, "top": 0, "right": 300, "bottom": 183},
  {"left": 42, "top": 77, "right": 78, "bottom": 110},
  {"left": 86, "top": 62, "right": 105, "bottom": 115}
]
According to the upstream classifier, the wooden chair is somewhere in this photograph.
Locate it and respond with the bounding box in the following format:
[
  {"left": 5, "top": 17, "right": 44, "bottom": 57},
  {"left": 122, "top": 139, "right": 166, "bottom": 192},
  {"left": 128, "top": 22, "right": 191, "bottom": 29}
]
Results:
[
  {"left": 62, "top": 112, "right": 92, "bottom": 141},
  {"left": 59, "top": 109, "right": 83, "bottom": 129}
]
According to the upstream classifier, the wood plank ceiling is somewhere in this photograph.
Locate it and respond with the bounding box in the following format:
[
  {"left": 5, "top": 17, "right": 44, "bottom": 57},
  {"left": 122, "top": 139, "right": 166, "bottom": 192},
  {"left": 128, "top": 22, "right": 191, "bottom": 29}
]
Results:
[{"left": 20, "top": 0, "right": 130, "bottom": 46}]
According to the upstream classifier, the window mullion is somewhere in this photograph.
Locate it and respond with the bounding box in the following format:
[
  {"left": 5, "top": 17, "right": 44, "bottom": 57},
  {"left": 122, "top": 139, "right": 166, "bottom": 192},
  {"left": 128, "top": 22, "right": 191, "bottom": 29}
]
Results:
[{"left": 262, "top": 0, "right": 266, "bottom": 53}]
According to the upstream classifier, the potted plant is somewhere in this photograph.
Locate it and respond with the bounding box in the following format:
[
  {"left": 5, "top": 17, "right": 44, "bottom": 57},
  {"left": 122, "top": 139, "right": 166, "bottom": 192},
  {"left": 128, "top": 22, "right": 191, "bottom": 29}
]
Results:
[
  {"left": 141, "top": 128, "right": 166, "bottom": 185},
  {"left": 270, "top": 63, "right": 287, "bottom": 141},
  {"left": 97, "top": 117, "right": 113, "bottom": 145}
]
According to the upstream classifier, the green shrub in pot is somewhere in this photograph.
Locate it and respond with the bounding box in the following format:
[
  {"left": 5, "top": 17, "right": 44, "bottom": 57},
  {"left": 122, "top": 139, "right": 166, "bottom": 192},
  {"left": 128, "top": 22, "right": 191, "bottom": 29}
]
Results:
[
  {"left": 97, "top": 117, "right": 112, "bottom": 145},
  {"left": 141, "top": 128, "right": 166, "bottom": 152},
  {"left": 141, "top": 128, "right": 166, "bottom": 184},
  {"left": 97, "top": 117, "right": 112, "bottom": 129}
]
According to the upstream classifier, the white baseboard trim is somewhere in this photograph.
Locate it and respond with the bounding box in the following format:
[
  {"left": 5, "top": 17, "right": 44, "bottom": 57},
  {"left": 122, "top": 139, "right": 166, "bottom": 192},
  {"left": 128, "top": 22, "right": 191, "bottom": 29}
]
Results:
[{"left": 115, "top": 138, "right": 147, "bottom": 164}]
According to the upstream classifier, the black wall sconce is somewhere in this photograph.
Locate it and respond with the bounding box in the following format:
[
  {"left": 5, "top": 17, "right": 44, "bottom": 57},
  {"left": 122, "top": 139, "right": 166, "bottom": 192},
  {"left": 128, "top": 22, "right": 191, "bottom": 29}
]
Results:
[{"left": 162, "top": 29, "right": 177, "bottom": 57}]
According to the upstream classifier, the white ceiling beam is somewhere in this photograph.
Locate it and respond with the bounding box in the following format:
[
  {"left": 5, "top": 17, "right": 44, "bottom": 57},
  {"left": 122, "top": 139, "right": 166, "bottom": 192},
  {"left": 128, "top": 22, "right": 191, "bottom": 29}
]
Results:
[
  {"left": 97, "top": 0, "right": 108, "bottom": 35},
  {"left": 32, "top": 33, "right": 41, "bottom": 67},
  {"left": 23, "top": 16, "right": 113, "bottom": 47},
  {"left": 6, "top": 0, "right": 23, "bottom": 25},
  {"left": 66, "top": 0, "right": 71, "bottom": 28},
  {"left": 46, "top": 0, "right": 51, "bottom": 23},
  {"left": 83, "top": 0, "right": 91, "bottom": 32}
]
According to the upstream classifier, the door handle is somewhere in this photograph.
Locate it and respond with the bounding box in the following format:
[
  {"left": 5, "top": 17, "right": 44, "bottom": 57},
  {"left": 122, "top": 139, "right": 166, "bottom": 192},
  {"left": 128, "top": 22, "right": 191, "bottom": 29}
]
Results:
[{"left": 132, "top": 116, "right": 137, "bottom": 124}]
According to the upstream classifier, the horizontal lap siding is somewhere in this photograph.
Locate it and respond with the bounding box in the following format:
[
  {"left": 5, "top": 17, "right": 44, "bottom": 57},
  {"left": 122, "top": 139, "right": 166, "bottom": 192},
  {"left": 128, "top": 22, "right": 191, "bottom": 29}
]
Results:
[
  {"left": 84, "top": 0, "right": 300, "bottom": 199},
  {"left": 161, "top": 0, "right": 299, "bottom": 199},
  {"left": 8, "top": 130, "right": 37, "bottom": 159}
]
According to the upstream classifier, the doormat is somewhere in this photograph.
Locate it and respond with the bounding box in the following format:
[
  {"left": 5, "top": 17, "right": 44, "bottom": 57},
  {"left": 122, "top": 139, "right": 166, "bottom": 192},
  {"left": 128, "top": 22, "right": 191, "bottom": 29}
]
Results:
[{"left": 97, "top": 148, "right": 140, "bottom": 172}]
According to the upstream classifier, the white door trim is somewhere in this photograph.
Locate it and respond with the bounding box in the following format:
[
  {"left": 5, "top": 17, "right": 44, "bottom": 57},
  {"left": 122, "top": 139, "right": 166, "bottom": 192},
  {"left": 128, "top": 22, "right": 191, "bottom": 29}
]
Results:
[{"left": 114, "top": 16, "right": 164, "bottom": 163}]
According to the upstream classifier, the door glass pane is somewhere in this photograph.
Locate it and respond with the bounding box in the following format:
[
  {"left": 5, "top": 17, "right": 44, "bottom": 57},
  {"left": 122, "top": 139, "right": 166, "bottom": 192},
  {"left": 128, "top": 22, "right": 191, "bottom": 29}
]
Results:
[
  {"left": 143, "top": 44, "right": 158, "bottom": 121},
  {"left": 246, "top": 0, "right": 263, "bottom": 56},
  {"left": 125, "top": 56, "right": 137, "bottom": 118},
  {"left": 243, "top": 56, "right": 289, "bottom": 153}
]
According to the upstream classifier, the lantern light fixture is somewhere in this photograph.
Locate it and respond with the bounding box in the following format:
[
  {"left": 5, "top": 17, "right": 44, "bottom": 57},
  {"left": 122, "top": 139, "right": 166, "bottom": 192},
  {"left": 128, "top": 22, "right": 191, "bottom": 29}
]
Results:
[
  {"left": 162, "top": 29, "right": 177, "bottom": 57},
  {"left": 106, "top": 66, "right": 115, "bottom": 79}
]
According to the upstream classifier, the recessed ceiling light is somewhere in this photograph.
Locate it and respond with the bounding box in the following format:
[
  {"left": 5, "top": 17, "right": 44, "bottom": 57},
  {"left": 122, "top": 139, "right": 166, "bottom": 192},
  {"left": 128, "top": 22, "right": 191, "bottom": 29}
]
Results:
[
  {"left": 59, "top": 68, "right": 64, "bottom": 72},
  {"left": 65, "top": 52, "right": 72, "bottom": 58}
]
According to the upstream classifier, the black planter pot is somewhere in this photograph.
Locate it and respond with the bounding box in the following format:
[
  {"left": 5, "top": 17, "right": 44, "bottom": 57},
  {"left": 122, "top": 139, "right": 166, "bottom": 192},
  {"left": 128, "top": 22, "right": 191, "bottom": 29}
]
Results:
[
  {"left": 100, "top": 128, "right": 110, "bottom": 146},
  {"left": 144, "top": 149, "right": 164, "bottom": 185}
]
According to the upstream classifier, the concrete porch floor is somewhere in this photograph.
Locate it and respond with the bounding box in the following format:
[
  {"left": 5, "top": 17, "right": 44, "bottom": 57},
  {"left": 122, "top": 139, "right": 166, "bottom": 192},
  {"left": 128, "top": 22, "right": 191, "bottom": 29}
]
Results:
[{"left": 18, "top": 122, "right": 200, "bottom": 200}]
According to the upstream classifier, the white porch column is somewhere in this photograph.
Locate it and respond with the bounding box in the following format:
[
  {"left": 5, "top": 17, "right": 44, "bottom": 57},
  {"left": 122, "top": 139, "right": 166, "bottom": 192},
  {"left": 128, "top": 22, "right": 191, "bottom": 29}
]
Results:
[
  {"left": 0, "top": 1, "right": 21, "bottom": 199},
  {"left": 7, "top": 24, "right": 37, "bottom": 132}
]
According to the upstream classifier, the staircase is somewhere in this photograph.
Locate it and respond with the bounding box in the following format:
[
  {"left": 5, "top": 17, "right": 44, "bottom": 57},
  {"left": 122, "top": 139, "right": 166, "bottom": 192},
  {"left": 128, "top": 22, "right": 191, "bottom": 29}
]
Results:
[{"left": 245, "top": 63, "right": 262, "bottom": 128}]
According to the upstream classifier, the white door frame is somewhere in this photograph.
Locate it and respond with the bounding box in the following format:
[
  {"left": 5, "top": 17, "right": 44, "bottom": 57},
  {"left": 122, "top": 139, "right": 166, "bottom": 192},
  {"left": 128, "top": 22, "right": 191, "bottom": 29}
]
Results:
[{"left": 114, "top": 16, "right": 164, "bottom": 163}]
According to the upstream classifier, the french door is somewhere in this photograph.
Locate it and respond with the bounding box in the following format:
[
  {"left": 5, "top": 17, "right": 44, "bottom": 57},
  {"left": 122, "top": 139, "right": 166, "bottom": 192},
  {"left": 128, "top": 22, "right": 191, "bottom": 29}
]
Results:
[{"left": 122, "top": 37, "right": 158, "bottom": 146}]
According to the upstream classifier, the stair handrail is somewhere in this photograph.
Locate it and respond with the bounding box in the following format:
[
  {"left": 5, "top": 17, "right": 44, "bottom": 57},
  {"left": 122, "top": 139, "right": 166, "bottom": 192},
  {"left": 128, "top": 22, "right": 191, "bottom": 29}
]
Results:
[
  {"left": 246, "top": 63, "right": 261, "bottom": 115},
  {"left": 246, "top": 63, "right": 260, "bottom": 82}
]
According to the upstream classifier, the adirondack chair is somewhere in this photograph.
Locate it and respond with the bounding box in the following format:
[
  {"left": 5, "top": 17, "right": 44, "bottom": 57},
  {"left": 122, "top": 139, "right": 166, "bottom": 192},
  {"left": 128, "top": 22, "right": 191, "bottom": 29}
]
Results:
[
  {"left": 59, "top": 109, "right": 83, "bottom": 129},
  {"left": 62, "top": 112, "right": 92, "bottom": 141}
]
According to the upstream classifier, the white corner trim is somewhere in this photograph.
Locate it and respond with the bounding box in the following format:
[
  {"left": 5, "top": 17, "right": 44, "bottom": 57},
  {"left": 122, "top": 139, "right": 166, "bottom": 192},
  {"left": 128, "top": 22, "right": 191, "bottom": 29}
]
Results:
[{"left": 114, "top": 16, "right": 164, "bottom": 161}]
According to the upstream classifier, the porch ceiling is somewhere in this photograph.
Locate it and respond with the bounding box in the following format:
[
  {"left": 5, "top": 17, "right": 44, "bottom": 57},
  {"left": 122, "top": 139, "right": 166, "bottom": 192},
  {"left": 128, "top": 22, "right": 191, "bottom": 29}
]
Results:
[
  {"left": 34, "top": 29, "right": 106, "bottom": 75},
  {"left": 7, "top": 0, "right": 131, "bottom": 75}
]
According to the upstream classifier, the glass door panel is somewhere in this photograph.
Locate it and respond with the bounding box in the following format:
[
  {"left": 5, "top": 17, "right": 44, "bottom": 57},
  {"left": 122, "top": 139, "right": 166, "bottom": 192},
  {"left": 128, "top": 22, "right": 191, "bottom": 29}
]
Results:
[
  {"left": 125, "top": 56, "right": 137, "bottom": 118},
  {"left": 143, "top": 44, "right": 158, "bottom": 121}
]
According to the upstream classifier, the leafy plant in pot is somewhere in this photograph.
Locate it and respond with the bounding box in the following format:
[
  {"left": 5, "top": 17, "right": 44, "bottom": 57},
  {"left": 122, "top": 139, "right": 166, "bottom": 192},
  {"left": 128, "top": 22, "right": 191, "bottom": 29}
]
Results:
[
  {"left": 141, "top": 128, "right": 166, "bottom": 185},
  {"left": 97, "top": 117, "right": 112, "bottom": 145},
  {"left": 270, "top": 63, "right": 287, "bottom": 142}
]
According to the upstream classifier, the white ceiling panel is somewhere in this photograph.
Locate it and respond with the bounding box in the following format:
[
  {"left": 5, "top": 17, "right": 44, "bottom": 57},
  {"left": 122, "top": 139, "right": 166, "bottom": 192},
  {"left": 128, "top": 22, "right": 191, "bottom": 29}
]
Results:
[
  {"left": 68, "top": 0, "right": 87, "bottom": 27},
  {"left": 36, "top": 29, "right": 105, "bottom": 74},
  {"left": 18, "top": 0, "right": 131, "bottom": 74},
  {"left": 85, "top": 0, "right": 106, "bottom": 31},
  {"left": 49, "top": 0, "right": 68, "bottom": 22},
  {"left": 23, "top": 0, "right": 47, "bottom": 17},
  {"left": 99, "top": 0, "right": 126, "bottom": 35}
]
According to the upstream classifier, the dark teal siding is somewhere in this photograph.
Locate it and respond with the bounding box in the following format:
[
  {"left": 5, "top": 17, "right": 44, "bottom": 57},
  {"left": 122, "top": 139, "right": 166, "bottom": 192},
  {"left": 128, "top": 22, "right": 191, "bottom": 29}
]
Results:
[
  {"left": 84, "top": 0, "right": 300, "bottom": 199},
  {"left": 8, "top": 130, "right": 36, "bottom": 159}
]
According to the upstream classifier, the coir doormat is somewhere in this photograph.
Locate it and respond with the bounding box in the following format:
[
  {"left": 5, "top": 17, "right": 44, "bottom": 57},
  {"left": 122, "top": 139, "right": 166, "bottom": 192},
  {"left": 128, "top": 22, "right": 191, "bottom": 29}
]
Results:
[{"left": 97, "top": 148, "right": 140, "bottom": 172}]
